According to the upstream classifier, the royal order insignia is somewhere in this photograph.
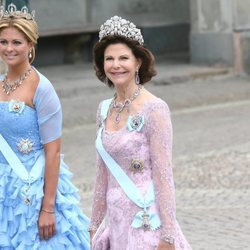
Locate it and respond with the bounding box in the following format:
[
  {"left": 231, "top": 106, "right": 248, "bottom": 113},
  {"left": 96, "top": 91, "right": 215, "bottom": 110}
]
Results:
[
  {"left": 20, "top": 185, "right": 32, "bottom": 205},
  {"left": 142, "top": 210, "right": 151, "bottom": 231},
  {"left": 8, "top": 100, "right": 25, "bottom": 114},
  {"left": 127, "top": 115, "right": 144, "bottom": 132},
  {"left": 130, "top": 159, "right": 144, "bottom": 173},
  {"left": 17, "top": 138, "right": 34, "bottom": 154}
]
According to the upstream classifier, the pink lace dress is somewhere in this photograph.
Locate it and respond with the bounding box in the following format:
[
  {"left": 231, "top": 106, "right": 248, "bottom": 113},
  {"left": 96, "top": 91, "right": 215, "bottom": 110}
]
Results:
[{"left": 90, "top": 98, "right": 192, "bottom": 250}]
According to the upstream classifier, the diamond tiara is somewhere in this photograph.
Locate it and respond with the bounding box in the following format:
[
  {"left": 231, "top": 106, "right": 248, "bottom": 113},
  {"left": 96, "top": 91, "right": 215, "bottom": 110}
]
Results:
[
  {"left": 99, "top": 16, "right": 144, "bottom": 45},
  {"left": 0, "top": 3, "right": 35, "bottom": 20}
]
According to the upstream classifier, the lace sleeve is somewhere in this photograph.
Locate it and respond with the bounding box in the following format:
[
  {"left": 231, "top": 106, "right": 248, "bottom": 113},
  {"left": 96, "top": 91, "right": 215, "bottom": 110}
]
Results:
[
  {"left": 89, "top": 103, "right": 108, "bottom": 230},
  {"left": 146, "top": 100, "right": 177, "bottom": 239}
]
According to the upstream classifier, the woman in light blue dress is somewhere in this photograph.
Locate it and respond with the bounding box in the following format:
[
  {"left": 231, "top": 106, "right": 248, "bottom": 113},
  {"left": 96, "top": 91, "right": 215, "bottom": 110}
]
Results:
[{"left": 0, "top": 4, "right": 90, "bottom": 250}]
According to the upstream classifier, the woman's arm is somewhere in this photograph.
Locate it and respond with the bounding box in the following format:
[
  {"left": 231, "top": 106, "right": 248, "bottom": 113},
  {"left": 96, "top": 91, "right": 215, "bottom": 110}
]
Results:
[
  {"left": 89, "top": 103, "right": 109, "bottom": 246},
  {"left": 147, "top": 101, "right": 176, "bottom": 250},
  {"left": 33, "top": 73, "right": 63, "bottom": 240},
  {"left": 38, "top": 138, "right": 61, "bottom": 240},
  {"left": 89, "top": 150, "right": 108, "bottom": 244}
]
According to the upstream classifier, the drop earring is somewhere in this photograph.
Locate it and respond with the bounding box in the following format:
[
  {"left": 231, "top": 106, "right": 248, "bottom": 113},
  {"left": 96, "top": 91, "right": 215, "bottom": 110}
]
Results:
[
  {"left": 29, "top": 50, "right": 32, "bottom": 59},
  {"left": 135, "top": 69, "right": 140, "bottom": 85},
  {"left": 104, "top": 77, "right": 108, "bottom": 85}
]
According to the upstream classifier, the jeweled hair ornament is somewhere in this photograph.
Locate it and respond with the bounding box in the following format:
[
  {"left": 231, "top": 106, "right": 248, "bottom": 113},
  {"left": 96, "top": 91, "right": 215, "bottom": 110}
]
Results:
[
  {"left": 99, "top": 15, "right": 144, "bottom": 45},
  {"left": 0, "top": 3, "right": 35, "bottom": 20}
]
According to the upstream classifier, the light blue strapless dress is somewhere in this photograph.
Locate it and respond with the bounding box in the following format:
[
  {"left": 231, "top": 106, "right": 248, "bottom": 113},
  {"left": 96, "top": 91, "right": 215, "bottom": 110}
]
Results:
[{"left": 0, "top": 100, "right": 90, "bottom": 250}]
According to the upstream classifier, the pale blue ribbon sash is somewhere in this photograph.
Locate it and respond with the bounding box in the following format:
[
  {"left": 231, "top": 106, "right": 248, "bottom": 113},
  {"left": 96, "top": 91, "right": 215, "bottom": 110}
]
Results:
[
  {"left": 0, "top": 133, "right": 45, "bottom": 184},
  {"left": 95, "top": 99, "right": 161, "bottom": 230}
]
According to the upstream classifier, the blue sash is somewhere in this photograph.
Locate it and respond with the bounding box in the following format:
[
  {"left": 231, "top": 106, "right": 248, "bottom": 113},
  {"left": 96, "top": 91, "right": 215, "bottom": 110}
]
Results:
[
  {"left": 0, "top": 134, "right": 45, "bottom": 205},
  {"left": 96, "top": 99, "right": 161, "bottom": 231}
]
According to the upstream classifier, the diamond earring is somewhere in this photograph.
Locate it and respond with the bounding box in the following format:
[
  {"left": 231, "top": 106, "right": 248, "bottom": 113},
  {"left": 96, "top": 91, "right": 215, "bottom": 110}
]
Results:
[
  {"left": 135, "top": 70, "right": 140, "bottom": 85},
  {"left": 104, "top": 77, "right": 109, "bottom": 85}
]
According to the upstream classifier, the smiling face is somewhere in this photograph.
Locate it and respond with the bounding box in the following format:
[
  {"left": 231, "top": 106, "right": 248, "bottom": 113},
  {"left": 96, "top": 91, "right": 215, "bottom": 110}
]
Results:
[
  {"left": 0, "top": 27, "right": 32, "bottom": 67},
  {"left": 104, "top": 43, "right": 141, "bottom": 88}
]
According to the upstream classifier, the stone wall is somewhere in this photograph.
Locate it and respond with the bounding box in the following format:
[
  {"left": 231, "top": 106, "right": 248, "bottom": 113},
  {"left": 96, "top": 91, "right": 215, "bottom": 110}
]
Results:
[
  {"left": 190, "top": 0, "right": 250, "bottom": 74},
  {"left": 190, "top": 0, "right": 234, "bottom": 65},
  {"left": 30, "top": 0, "right": 190, "bottom": 65}
]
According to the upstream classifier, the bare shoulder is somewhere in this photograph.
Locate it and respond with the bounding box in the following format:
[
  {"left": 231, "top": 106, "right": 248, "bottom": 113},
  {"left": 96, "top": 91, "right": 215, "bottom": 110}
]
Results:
[
  {"left": 29, "top": 68, "right": 40, "bottom": 91},
  {"left": 137, "top": 88, "right": 158, "bottom": 107},
  {"left": 141, "top": 88, "right": 157, "bottom": 101},
  {"left": 21, "top": 69, "right": 40, "bottom": 107},
  {"left": 132, "top": 88, "right": 169, "bottom": 116},
  {"left": 141, "top": 88, "right": 167, "bottom": 106}
]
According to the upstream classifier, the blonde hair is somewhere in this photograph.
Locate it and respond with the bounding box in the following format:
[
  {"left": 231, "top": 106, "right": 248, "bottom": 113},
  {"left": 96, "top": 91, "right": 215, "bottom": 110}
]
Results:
[{"left": 0, "top": 16, "right": 39, "bottom": 63}]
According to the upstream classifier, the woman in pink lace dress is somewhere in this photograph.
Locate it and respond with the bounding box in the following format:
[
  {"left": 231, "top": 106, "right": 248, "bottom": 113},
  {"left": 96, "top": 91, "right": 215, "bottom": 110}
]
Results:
[{"left": 89, "top": 16, "right": 192, "bottom": 250}]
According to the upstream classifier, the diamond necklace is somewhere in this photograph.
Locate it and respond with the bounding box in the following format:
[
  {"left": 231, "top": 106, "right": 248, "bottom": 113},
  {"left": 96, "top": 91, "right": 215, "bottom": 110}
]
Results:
[
  {"left": 110, "top": 84, "right": 143, "bottom": 123},
  {"left": 2, "top": 67, "right": 33, "bottom": 95}
]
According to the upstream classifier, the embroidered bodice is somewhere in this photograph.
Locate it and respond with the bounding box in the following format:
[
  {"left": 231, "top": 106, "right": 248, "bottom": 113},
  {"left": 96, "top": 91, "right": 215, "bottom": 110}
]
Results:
[
  {"left": 0, "top": 69, "right": 62, "bottom": 166},
  {"left": 0, "top": 101, "right": 42, "bottom": 164},
  {"left": 91, "top": 97, "right": 177, "bottom": 241}
]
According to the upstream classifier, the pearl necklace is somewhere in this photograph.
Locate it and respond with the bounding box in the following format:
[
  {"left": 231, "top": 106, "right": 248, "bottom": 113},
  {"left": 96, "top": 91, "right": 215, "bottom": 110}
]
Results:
[
  {"left": 110, "top": 85, "right": 142, "bottom": 123},
  {"left": 2, "top": 67, "right": 33, "bottom": 95}
]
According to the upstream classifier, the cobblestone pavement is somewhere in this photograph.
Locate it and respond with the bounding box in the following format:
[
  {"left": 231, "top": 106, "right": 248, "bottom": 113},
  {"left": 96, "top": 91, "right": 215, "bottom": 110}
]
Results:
[
  {"left": 38, "top": 63, "right": 250, "bottom": 250},
  {"left": 174, "top": 143, "right": 250, "bottom": 249}
]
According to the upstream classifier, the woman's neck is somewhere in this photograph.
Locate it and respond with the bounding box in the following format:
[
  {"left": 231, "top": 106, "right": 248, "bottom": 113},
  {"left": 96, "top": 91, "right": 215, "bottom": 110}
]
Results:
[
  {"left": 115, "top": 83, "right": 139, "bottom": 102},
  {"left": 7, "top": 63, "right": 31, "bottom": 80}
]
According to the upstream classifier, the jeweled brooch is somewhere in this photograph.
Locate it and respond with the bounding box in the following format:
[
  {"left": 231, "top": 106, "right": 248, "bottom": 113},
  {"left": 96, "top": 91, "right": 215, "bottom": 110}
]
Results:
[
  {"left": 127, "top": 115, "right": 144, "bottom": 132},
  {"left": 17, "top": 138, "right": 34, "bottom": 154},
  {"left": 8, "top": 100, "right": 25, "bottom": 114},
  {"left": 130, "top": 159, "right": 144, "bottom": 173}
]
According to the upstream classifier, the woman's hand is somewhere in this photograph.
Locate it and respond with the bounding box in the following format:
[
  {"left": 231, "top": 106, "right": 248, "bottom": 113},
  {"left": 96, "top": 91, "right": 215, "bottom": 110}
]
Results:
[
  {"left": 90, "top": 230, "right": 96, "bottom": 249},
  {"left": 38, "top": 139, "right": 60, "bottom": 240},
  {"left": 156, "top": 240, "right": 175, "bottom": 250},
  {"left": 38, "top": 210, "right": 56, "bottom": 240}
]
